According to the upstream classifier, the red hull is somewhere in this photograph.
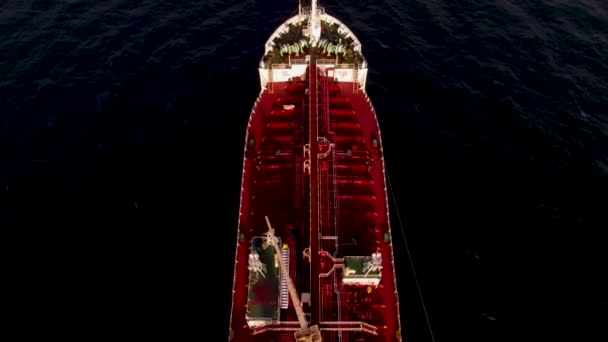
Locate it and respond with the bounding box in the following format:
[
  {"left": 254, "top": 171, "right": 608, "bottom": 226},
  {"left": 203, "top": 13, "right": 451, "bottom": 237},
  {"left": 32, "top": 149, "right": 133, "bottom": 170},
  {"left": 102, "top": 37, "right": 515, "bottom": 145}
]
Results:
[{"left": 230, "top": 61, "right": 402, "bottom": 342}]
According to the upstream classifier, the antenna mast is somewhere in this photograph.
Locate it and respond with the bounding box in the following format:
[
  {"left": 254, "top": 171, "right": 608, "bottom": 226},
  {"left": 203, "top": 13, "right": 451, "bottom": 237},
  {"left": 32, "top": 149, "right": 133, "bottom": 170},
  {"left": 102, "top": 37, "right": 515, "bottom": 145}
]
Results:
[{"left": 310, "top": 0, "right": 321, "bottom": 46}]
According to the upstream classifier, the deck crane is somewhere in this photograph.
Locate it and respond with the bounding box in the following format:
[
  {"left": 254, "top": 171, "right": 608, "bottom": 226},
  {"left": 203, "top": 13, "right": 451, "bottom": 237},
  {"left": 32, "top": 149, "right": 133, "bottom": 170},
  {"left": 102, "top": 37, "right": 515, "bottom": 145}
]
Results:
[{"left": 264, "top": 216, "right": 322, "bottom": 342}]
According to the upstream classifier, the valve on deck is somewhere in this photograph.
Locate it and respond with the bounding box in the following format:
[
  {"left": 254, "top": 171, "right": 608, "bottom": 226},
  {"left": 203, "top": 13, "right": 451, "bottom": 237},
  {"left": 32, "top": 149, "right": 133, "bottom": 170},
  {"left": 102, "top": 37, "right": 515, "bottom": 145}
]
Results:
[{"left": 303, "top": 247, "right": 311, "bottom": 262}]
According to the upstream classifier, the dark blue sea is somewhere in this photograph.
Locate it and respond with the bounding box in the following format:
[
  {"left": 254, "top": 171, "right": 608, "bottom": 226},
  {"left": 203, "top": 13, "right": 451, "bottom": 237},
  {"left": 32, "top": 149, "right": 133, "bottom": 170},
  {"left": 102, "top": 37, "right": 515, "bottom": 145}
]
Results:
[{"left": 1, "top": 1, "right": 607, "bottom": 341}]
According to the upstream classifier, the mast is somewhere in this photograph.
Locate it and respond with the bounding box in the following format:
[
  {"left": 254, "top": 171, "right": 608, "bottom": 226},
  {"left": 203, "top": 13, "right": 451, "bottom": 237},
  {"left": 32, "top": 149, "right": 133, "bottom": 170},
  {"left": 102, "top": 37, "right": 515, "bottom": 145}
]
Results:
[{"left": 310, "top": 0, "right": 321, "bottom": 46}]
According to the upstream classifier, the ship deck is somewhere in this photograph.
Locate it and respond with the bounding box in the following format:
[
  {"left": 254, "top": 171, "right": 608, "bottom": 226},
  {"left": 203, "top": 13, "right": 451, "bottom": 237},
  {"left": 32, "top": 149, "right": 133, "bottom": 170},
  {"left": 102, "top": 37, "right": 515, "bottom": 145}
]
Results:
[{"left": 230, "top": 65, "right": 401, "bottom": 342}]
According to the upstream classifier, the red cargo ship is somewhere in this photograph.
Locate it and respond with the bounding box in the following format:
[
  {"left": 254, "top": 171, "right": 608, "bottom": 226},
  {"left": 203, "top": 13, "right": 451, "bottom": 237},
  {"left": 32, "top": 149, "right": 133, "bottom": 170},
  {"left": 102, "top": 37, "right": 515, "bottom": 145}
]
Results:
[{"left": 230, "top": 1, "right": 402, "bottom": 341}]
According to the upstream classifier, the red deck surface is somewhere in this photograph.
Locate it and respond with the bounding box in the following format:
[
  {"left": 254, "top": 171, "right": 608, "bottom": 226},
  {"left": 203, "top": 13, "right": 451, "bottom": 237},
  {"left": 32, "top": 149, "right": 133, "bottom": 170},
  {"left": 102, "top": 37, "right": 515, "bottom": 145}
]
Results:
[{"left": 230, "top": 67, "right": 401, "bottom": 342}]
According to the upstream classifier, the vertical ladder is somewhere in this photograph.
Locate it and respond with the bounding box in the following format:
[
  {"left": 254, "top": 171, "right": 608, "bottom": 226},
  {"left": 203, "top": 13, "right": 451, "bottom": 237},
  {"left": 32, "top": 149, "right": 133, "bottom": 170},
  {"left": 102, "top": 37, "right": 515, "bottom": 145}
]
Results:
[{"left": 280, "top": 247, "right": 290, "bottom": 309}]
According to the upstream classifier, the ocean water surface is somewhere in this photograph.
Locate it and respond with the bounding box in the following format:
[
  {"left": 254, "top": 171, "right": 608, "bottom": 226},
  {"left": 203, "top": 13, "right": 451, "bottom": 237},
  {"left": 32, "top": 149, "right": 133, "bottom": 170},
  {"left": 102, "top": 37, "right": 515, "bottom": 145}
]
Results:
[{"left": 1, "top": 0, "right": 607, "bottom": 341}]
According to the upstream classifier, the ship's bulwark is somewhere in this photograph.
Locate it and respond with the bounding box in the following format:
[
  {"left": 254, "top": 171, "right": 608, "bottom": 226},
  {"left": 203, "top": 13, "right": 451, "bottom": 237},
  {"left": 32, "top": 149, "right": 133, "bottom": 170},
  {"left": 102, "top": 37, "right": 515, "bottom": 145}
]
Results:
[{"left": 230, "top": 63, "right": 402, "bottom": 341}]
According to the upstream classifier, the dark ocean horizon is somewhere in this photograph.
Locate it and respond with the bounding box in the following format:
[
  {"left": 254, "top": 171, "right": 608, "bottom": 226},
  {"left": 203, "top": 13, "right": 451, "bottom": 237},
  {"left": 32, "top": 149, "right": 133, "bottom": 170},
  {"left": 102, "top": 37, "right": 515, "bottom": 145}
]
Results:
[{"left": 1, "top": 1, "right": 607, "bottom": 341}]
